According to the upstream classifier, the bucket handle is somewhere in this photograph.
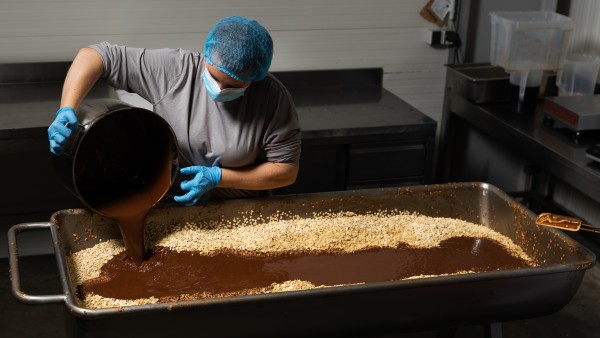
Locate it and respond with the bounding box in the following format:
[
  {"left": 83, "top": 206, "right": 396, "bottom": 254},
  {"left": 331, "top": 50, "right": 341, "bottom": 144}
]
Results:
[{"left": 7, "top": 222, "right": 67, "bottom": 304}]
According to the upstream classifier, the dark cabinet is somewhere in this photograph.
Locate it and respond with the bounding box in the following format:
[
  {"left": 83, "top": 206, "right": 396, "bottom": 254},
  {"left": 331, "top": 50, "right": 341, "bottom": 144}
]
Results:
[
  {"left": 347, "top": 140, "right": 429, "bottom": 188},
  {"left": 271, "top": 68, "right": 437, "bottom": 196},
  {"left": 274, "top": 135, "right": 434, "bottom": 196},
  {"left": 0, "top": 138, "right": 81, "bottom": 216},
  {"left": 278, "top": 143, "right": 346, "bottom": 194}
]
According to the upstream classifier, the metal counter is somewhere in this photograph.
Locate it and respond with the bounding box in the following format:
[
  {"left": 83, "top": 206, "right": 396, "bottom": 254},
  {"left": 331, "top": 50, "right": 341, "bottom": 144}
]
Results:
[
  {"left": 439, "top": 75, "right": 600, "bottom": 248},
  {"left": 441, "top": 94, "right": 600, "bottom": 202}
]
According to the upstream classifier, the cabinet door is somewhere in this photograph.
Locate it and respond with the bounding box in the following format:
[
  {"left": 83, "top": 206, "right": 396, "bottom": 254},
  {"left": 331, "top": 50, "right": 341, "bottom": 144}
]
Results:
[
  {"left": 346, "top": 141, "right": 428, "bottom": 189},
  {"left": 0, "top": 136, "right": 82, "bottom": 216},
  {"left": 273, "top": 144, "right": 345, "bottom": 195}
]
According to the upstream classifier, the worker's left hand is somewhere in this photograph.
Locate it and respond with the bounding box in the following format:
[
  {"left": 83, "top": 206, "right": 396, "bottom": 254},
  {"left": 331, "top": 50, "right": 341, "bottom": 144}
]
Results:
[
  {"left": 173, "top": 166, "right": 222, "bottom": 205},
  {"left": 48, "top": 107, "right": 78, "bottom": 155}
]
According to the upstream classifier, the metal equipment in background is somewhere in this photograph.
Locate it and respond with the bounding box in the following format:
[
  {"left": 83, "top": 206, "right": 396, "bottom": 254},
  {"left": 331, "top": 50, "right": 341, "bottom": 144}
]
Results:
[{"left": 543, "top": 95, "right": 600, "bottom": 139}]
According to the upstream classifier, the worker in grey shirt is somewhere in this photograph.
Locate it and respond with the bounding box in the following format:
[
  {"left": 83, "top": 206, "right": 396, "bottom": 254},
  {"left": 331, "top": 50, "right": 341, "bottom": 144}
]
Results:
[{"left": 47, "top": 16, "right": 301, "bottom": 204}]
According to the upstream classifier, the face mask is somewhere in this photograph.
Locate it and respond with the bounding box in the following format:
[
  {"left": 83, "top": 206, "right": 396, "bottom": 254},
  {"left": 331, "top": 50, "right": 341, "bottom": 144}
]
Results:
[{"left": 201, "top": 67, "right": 247, "bottom": 102}]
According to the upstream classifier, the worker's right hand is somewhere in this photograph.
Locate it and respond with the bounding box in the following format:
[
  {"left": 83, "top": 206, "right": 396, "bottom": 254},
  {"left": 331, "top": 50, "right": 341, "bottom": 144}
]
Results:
[
  {"left": 48, "top": 107, "right": 78, "bottom": 155},
  {"left": 173, "top": 166, "right": 222, "bottom": 206}
]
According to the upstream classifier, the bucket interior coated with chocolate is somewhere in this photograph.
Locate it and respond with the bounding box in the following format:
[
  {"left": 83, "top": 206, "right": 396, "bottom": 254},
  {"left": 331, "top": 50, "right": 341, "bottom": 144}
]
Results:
[{"left": 52, "top": 98, "right": 179, "bottom": 215}]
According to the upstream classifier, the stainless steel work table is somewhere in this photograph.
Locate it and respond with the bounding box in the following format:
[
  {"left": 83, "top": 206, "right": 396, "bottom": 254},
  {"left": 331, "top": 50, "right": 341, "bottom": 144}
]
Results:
[{"left": 439, "top": 91, "right": 600, "bottom": 247}]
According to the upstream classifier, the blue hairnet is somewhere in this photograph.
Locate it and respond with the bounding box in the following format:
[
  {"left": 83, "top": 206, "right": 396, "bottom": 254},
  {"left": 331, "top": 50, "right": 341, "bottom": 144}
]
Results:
[{"left": 204, "top": 16, "right": 273, "bottom": 82}]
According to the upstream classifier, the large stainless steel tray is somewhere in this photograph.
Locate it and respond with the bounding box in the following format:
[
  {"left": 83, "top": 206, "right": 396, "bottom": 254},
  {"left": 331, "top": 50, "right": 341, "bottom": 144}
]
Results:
[{"left": 8, "top": 183, "right": 596, "bottom": 337}]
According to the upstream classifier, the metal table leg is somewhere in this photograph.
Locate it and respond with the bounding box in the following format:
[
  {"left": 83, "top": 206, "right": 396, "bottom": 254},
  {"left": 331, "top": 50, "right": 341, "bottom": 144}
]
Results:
[{"left": 485, "top": 322, "right": 503, "bottom": 338}]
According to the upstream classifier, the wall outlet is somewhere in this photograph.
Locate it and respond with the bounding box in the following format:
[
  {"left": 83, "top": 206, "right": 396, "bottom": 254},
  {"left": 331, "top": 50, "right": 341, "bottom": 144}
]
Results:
[
  {"left": 425, "top": 28, "right": 445, "bottom": 46},
  {"left": 425, "top": 28, "right": 459, "bottom": 47}
]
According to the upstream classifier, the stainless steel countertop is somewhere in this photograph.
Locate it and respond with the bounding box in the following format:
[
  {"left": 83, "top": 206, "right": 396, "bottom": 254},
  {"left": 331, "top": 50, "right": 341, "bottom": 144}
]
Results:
[
  {"left": 0, "top": 82, "right": 436, "bottom": 140},
  {"left": 0, "top": 81, "right": 116, "bottom": 132},
  {"left": 447, "top": 94, "right": 600, "bottom": 203},
  {"left": 293, "top": 87, "right": 436, "bottom": 139}
]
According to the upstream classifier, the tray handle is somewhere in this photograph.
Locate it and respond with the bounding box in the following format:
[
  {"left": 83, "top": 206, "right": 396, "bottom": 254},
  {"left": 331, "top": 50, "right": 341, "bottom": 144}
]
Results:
[{"left": 8, "top": 222, "right": 66, "bottom": 304}]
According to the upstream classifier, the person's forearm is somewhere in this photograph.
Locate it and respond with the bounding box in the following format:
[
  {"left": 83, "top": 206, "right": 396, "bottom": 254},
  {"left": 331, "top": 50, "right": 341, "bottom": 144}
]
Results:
[
  {"left": 218, "top": 162, "right": 298, "bottom": 190},
  {"left": 61, "top": 48, "right": 104, "bottom": 110}
]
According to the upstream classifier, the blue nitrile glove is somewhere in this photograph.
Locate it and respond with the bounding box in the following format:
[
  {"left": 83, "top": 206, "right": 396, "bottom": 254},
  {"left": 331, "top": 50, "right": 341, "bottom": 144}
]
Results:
[
  {"left": 48, "top": 107, "right": 78, "bottom": 155},
  {"left": 173, "top": 166, "right": 222, "bottom": 205}
]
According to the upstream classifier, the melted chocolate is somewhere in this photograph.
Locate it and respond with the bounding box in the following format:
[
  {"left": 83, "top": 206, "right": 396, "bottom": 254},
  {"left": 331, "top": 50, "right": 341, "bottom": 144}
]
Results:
[
  {"left": 79, "top": 236, "right": 532, "bottom": 301},
  {"left": 93, "top": 152, "right": 171, "bottom": 265}
]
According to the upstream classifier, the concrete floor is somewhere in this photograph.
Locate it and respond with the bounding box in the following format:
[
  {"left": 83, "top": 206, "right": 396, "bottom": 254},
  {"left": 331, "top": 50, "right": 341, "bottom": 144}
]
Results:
[{"left": 1, "top": 238, "right": 599, "bottom": 338}]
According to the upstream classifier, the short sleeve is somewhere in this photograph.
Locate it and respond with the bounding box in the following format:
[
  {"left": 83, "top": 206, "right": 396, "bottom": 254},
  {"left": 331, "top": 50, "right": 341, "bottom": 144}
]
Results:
[
  {"left": 262, "top": 76, "right": 302, "bottom": 164},
  {"left": 89, "top": 42, "right": 188, "bottom": 105}
]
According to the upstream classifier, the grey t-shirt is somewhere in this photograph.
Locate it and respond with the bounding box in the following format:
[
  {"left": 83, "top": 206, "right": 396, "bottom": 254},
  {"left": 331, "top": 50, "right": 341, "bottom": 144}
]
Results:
[{"left": 89, "top": 42, "right": 301, "bottom": 199}]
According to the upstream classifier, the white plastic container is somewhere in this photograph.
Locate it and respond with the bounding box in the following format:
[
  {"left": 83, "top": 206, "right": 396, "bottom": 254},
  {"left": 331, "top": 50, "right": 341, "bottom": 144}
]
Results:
[
  {"left": 490, "top": 11, "right": 574, "bottom": 72},
  {"left": 490, "top": 11, "right": 574, "bottom": 113},
  {"left": 557, "top": 54, "right": 600, "bottom": 96}
]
